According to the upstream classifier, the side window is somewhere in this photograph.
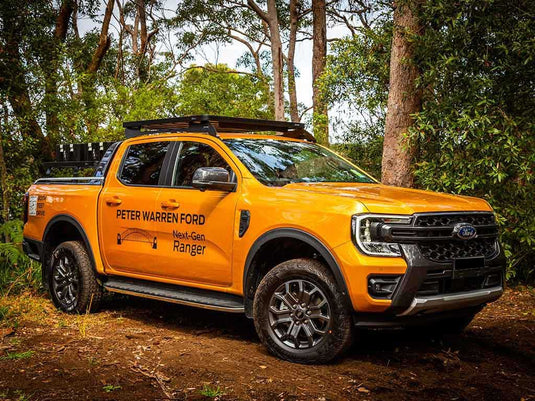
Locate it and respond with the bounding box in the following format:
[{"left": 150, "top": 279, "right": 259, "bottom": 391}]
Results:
[
  {"left": 173, "top": 142, "right": 232, "bottom": 187},
  {"left": 120, "top": 141, "right": 169, "bottom": 186}
]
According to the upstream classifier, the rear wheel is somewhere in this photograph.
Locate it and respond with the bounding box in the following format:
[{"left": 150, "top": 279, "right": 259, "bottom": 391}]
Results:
[
  {"left": 48, "top": 241, "right": 102, "bottom": 313},
  {"left": 253, "top": 258, "right": 353, "bottom": 364}
]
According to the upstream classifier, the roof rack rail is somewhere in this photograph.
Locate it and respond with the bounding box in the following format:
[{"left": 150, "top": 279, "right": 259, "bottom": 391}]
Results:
[{"left": 122, "top": 115, "right": 316, "bottom": 142}]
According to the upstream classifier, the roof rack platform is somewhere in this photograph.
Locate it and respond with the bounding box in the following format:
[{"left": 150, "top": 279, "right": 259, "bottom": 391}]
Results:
[{"left": 123, "top": 115, "right": 316, "bottom": 142}]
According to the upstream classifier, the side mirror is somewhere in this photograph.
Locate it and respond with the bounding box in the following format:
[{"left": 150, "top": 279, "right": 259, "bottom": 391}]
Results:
[{"left": 192, "top": 167, "right": 237, "bottom": 192}]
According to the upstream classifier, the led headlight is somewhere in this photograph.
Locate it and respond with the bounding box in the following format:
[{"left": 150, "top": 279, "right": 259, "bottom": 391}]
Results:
[{"left": 352, "top": 214, "right": 412, "bottom": 257}]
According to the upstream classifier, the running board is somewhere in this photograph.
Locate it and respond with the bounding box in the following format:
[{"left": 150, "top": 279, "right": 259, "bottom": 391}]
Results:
[{"left": 104, "top": 277, "right": 244, "bottom": 313}]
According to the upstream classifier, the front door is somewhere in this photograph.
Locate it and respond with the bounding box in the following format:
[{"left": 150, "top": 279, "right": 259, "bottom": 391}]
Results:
[
  {"left": 154, "top": 139, "right": 239, "bottom": 286},
  {"left": 98, "top": 139, "right": 171, "bottom": 276}
]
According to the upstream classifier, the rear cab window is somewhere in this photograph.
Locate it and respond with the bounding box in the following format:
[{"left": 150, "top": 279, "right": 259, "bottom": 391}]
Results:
[{"left": 119, "top": 141, "right": 169, "bottom": 186}]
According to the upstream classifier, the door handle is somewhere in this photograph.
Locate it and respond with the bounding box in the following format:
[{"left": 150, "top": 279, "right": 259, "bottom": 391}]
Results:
[
  {"left": 105, "top": 196, "right": 122, "bottom": 206},
  {"left": 161, "top": 200, "right": 179, "bottom": 210}
]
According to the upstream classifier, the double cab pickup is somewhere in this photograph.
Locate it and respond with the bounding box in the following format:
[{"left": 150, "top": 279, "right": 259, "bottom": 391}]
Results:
[{"left": 22, "top": 115, "right": 505, "bottom": 364}]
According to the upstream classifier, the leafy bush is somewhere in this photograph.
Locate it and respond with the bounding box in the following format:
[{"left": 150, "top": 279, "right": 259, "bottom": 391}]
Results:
[
  {"left": 411, "top": 0, "right": 535, "bottom": 282},
  {"left": 324, "top": 0, "right": 535, "bottom": 282},
  {"left": 0, "top": 220, "right": 40, "bottom": 294}
]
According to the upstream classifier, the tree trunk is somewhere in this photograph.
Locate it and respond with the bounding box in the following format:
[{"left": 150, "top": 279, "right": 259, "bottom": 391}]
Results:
[
  {"left": 87, "top": 0, "right": 114, "bottom": 74},
  {"left": 287, "top": 0, "right": 299, "bottom": 122},
  {"left": 41, "top": 0, "right": 74, "bottom": 143},
  {"left": 80, "top": 0, "right": 114, "bottom": 135},
  {"left": 382, "top": 0, "right": 422, "bottom": 187},
  {"left": 247, "top": 0, "right": 285, "bottom": 121},
  {"left": 312, "top": 0, "right": 328, "bottom": 144},
  {"left": 266, "top": 0, "right": 285, "bottom": 121},
  {"left": 0, "top": 43, "right": 51, "bottom": 158},
  {"left": 117, "top": 0, "right": 159, "bottom": 82}
]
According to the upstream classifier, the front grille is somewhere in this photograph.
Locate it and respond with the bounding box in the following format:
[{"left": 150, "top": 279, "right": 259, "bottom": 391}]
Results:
[
  {"left": 409, "top": 212, "right": 499, "bottom": 263},
  {"left": 414, "top": 213, "right": 495, "bottom": 227},
  {"left": 419, "top": 238, "right": 498, "bottom": 262}
]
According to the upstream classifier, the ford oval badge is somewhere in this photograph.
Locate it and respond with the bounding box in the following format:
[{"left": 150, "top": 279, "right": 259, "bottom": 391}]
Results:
[{"left": 453, "top": 223, "right": 477, "bottom": 240}]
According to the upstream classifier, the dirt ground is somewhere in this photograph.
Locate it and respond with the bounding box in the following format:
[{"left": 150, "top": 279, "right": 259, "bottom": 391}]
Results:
[{"left": 0, "top": 288, "right": 533, "bottom": 401}]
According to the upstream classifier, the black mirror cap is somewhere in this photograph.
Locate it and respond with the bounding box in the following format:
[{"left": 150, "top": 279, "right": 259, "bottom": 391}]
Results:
[{"left": 192, "top": 167, "right": 237, "bottom": 192}]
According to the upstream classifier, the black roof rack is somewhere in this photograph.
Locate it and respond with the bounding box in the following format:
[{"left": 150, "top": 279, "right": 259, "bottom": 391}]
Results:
[{"left": 122, "top": 115, "right": 316, "bottom": 142}]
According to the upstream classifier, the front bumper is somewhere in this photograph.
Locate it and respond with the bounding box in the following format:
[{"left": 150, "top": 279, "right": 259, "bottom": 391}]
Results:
[
  {"left": 386, "top": 243, "right": 506, "bottom": 316},
  {"left": 397, "top": 286, "right": 503, "bottom": 316},
  {"left": 335, "top": 235, "right": 506, "bottom": 325}
]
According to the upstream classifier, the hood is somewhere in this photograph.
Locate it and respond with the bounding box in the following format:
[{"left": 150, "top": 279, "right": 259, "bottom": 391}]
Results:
[{"left": 282, "top": 182, "right": 491, "bottom": 215}]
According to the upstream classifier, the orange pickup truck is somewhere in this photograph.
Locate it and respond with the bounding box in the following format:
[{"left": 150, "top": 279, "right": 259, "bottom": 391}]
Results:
[{"left": 22, "top": 115, "right": 505, "bottom": 364}]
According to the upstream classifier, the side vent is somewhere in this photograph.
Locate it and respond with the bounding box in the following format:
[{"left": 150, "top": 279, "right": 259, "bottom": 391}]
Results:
[{"left": 239, "top": 210, "right": 251, "bottom": 238}]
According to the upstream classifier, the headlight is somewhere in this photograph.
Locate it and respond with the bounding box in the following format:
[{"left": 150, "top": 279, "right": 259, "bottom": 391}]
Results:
[{"left": 352, "top": 214, "right": 412, "bottom": 257}]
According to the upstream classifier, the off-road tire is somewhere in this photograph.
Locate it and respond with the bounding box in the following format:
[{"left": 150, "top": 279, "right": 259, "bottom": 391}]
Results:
[
  {"left": 253, "top": 258, "right": 353, "bottom": 364},
  {"left": 48, "top": 241, "right": 102, "bottom": 313}
]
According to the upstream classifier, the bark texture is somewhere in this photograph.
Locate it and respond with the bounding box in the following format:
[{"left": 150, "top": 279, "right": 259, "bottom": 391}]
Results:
[
  {"left": 312, "top": 0, "right": 329, "bottom": 144},
  {"left": 382, "top": 0, "right": 423, "bottom": 187},
  {"left": 287, "top": 0, "right": 299, "bottom": 122},
  {"left": 41, "top": 0, "right": 75, "bottom": 143},
  {"left": 117, "top": 0, "right": 159, "bottom": 82},
  {"left": 248, "top": 0, "right": 285, "bottom": 121}
]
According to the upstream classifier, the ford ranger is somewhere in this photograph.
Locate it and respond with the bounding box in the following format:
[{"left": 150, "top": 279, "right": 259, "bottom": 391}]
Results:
[{"left": 22, "top": 115, "right": 505, "bottom": 364}]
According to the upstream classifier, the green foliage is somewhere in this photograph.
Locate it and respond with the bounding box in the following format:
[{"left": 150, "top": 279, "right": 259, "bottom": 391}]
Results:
[
  {"left": 0, "top": 350, "right": 34, "bottom": 361},
  {"left": 323, "top": 0, "right": 535, "bottom": 281},
  {"left": 200, "top": 384, "right": 224, "bottom": 398},
  {"left": 102, "top": 385, "right": 122, "bottom": 393},
  {"left": 410, "top": 0, "right": 535, "bottom": 281},
  {"left": 332, "top": 136, "right": 383, "bottom": 180},
  {"left": 0, "top": 220, "right": 40, "bottom": 294},
  {"left": 175, "top": 64, "right": 273, "bottom": 119}
]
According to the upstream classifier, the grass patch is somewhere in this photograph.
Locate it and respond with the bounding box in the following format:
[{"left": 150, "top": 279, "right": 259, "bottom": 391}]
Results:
[
  {"left": 0, "top": 304, "right": 10, "bottom": 320},
  {"left": 102, "top": 384, "right": 121, "bottom": 393},
  {"left": 1, "top": 350, "right": 34, "bottom": 360},
  {"left": 200, "top": 384, "right": 224, "bottom": 398},
  {"left": 14, "top": 390, "right": 32, "bottom": 400},
  {"left": 0, "top": 293, "right": 53, "bottom": 328},
  {"left": 9, "top": 337, "right": 22, "bottom": 346}
]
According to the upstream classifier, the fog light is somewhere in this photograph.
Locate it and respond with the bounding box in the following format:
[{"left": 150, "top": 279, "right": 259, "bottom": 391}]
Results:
[{"left": 368, "top": 276, "right": 401, "bottom": 298}]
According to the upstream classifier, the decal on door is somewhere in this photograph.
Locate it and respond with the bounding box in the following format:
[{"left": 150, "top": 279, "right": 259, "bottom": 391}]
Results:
[
  {"left": 114, "top": 208, "right": 208, "bottom": 256},
  {"left": 115, "top": 209, "right": 205, "bottom": 225},
  {"left": 117, "top": 228, "right": 158, "bottom": 249},
  {"left": 172, "top": 230, "right": 206, "bottom": 256}
]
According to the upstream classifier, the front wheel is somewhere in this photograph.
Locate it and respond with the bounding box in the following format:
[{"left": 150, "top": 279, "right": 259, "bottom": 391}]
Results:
[
  {"left": 48, "top": 241, "right": 102, "bottom": 313},
  {"left": 253, "top": 258, "right": 353, "bottom": 364}
]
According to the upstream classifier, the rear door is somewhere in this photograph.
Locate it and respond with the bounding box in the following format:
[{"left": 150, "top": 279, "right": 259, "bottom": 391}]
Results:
[
  {"left": 98, "top": 139, "right": 173, "bottom": 276},
  {"left": 153, "top": 139, "right": 240, "bottom": 286}
]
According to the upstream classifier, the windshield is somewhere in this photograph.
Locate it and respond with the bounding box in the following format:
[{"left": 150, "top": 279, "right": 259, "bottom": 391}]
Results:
[{"left": 223, "top": 138, "right": 375, "bottom": 187}]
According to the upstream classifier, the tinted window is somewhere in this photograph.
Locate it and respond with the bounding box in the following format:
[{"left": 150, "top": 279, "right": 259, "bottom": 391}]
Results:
[
  {"left": 223, "top": 138, "right": 375, "bottom": 187},
  {"left": 120, "top": 142, "right": 169, "bottom": 186},
  {"left": 173, "top": 142, "right": 231, "bottom": 187}
]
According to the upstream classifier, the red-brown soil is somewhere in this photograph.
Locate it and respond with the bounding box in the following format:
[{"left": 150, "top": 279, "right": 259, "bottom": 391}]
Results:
[{"left": 0, "top": 288, "right": 533, "bottom": 400}]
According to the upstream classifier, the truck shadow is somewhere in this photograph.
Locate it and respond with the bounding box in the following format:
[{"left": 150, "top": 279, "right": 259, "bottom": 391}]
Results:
[{"left": 98, "top": 293, "right": 535, "bottom": 370}]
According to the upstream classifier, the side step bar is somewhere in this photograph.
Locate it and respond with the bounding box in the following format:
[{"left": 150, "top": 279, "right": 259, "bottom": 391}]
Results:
[{"left": 104, "top": 277, "right": 245, "bottom": 313}]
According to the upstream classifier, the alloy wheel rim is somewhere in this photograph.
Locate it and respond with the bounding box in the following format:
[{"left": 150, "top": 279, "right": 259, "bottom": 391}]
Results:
[
  {"left": 52, "top": 250, "right": 80, "bottom": 308},
  {"left": 268, "top": 279, "right": 331, "bottom": 350}
]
